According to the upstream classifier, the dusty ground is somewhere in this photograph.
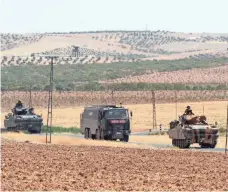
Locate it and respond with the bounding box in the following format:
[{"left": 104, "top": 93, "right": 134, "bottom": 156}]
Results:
[
  {"left": 1, "top": 138, "right": 228, "bottom": 191},
  {"left": 2, "top": 100, "right": 226, "bottom": 130},
  {"left": 1, "top": 133, "right": 227, "bottom": 149},
  {"left": 0, "top": 133, "right": 151, "bottom": 149}
]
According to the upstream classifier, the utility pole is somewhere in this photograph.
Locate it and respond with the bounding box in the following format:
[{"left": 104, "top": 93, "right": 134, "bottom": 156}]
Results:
[
  {"left": 111, "top": 90, "right": 116, "bottom": 105},
  {"left": 151, "top": 90, "right": 157, "bottom": 129},
  {"left": 29, "top": 85, "right": 32, "bottom": 108},
  {"left": 46, "top": 56, "right": 57, "bottom": 144},
  {"left": 175, "top": 91, "right": 178, "bottom": 120}
]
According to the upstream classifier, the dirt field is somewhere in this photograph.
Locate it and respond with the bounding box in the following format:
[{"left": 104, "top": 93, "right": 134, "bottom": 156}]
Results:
[
  {"left": 1, "top": 138, "right": 228, "bottom": 191},
  {"left": 1, "top": 100, "right": 226, "bottom": 130}
]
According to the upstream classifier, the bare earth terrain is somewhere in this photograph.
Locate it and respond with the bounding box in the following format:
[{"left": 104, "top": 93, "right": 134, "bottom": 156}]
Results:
[{"left": 1, "top": 138, "right": 228, "bottom": 191}]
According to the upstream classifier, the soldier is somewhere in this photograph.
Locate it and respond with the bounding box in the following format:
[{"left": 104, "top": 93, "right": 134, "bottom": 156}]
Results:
[
  {"left": 184, "top": 106, "right": 194, "bottom": 115},
  {"left": 29, "top": 107, "right": 35, "bottom": 115},
  {"left": 13, "top": 100, "right": 24, "bottom": 115},
  {"left": 15, "top": 100, "right": 24, "bottom": 108}
]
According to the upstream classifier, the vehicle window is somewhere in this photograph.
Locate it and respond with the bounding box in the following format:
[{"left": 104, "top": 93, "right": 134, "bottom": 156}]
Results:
[{"left": 105, "top": 109, "right": 128, "bottom": 119}]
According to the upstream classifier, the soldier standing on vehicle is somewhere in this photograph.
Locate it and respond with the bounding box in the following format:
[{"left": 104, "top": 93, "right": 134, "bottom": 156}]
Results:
[
  {"left": 184, "top": 106, "right": 194, "bottom": 115},
  {"left": 14, "top": 100, "right": 24, "bottom": 108}
]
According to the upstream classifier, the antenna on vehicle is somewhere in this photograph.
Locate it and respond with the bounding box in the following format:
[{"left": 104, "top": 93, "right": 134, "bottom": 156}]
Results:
[{"left": 203, "top": 103, "right": 204, "bottom": 116}]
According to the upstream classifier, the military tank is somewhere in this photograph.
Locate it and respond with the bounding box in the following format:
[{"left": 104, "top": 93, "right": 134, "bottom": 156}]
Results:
[
  {"left": 4, "top": 106, "right": 43, "bottom": 134},
  {"left": 168, "top": 115, "right": 219, "bottom": 149}
]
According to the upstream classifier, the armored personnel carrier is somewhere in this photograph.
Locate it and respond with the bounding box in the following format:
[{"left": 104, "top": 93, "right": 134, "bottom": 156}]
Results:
[
  {"left": 168, "top": 114, "right": 219, "bottom": 148},
  {"left": 4, "top": 106, "right": 43, "bottom": 133}
]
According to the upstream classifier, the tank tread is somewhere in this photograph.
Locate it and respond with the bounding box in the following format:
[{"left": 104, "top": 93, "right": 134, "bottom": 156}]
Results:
[{"left": 172, "top": 139, "right": 190, "bottom": 149}]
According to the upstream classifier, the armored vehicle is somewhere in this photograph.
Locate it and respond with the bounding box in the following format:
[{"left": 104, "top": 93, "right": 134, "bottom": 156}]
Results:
[
  {"left": 4, "top": 106, "right": 43, "bottom": 133},
  {"left": 168, "top": 114, "right": 219, "bottom": 148},
  {"left": 80, "top": 105, "right": 132, "bottom": 142}
]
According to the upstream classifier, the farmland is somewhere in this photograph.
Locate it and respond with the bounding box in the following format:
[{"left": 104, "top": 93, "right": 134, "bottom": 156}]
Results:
[
  {"left": 1, "top": 30, "right": 228, "bottom": 191},
  {"left": 103, "top": 65, "right": 228, "bottom": 84},
  {"left": 1, "top": 138, "right": 228, "bottom": 191}
]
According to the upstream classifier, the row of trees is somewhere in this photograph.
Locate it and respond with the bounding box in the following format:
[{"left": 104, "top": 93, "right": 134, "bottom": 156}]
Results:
[{"left": 2, "top": 82, "right": 228, "bottom": 92}]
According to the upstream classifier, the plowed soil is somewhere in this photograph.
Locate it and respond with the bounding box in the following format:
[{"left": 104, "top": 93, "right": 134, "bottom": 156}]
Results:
[{"left": 1, "top": 139, "right": 228, "bottom": 191}]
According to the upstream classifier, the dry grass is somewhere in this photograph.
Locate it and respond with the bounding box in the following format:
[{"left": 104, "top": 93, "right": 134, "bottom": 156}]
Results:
[{"left": 1, "top": 101, "right": 227, "bottom": 130}]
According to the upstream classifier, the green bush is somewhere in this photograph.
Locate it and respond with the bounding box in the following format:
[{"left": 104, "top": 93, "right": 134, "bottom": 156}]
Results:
[{"left": 41, "top": 126, "right": 81, "bottom": 134}]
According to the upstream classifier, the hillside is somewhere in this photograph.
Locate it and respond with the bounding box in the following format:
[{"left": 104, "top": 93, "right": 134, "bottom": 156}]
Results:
[
  {"left": 1, "top": 31, "right": 228, "bottom": 66},
  {"left": 1, "top": 31, "right": 228, "bottom": 91}
]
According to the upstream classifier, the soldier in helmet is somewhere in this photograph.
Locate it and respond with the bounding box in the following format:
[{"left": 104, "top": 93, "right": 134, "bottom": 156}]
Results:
[
  {"left": 184, "top": 106, "right": 194, "bottom": 115},
  {"left": 15, "top": 100, "right": 24, "bottom": 108},
  {"left": 13, "top": 100, "right": 24, "bottom": 115},
  {"left": 29, "top": 107, "right": 35, "bottom": 115},
  {"left": 181, "top": 106, "right": 194, "bottom": 124}
]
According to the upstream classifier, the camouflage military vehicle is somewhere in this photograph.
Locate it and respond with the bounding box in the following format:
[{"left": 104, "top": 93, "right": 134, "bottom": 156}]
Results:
[
  {"left": 80, "top": 105, "right": 132, "bottom": 142},
  {"left": 4, "top": 106, "right": 43, "bottom": 133},
  {"left": 168, "top": 115, "right": 219, "bottom": 148}
]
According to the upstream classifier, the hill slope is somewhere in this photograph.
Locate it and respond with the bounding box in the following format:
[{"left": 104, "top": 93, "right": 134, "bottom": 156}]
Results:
[{"left": 1, "top": 31, "right": 228, "bottom": 65}]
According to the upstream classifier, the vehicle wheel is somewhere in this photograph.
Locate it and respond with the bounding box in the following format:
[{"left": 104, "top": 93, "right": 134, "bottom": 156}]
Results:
[
  {"left": 104, "top": 135, "right": 111, "bottom": 141},
  {"left": 96, "top": 129, "right": 101, "bottom": 140},
  {"left": 200, "top": 144, "right": 210, "bottom": 148},
  {"left": 84, "top": 128, "right": 89, "bottom": 139},
  {"left": 28, "top": 130, "right": 34, "bottom": 134},
  {"left": 100, "top": 129, "right": 104, "bottom": 140},
  {"left": 122, "top": 135, "right": 129, "bottom": 142},
  {"left": 33, "top": 130, "right": 41, "bottom": 134},
  {"left": 88, "top": 129, "right": 93, "bottom": 139},
  {"left": 210, "top": 141, "right": 217, "bottom": 148}
]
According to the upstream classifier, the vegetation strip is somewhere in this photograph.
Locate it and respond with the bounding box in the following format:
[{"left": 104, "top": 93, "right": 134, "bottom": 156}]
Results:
[{"left": 2, "top": 57, "right": 228, "bottom": 91}]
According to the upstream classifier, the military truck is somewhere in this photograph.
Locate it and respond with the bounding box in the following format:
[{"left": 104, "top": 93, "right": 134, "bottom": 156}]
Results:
[
  {"left": 4, "top": 106, "right": 43, "bottom": 133},
  {"left": 168, "top": 114, "right": 219, "bottom": 148},
  {"left": 80, "top": 105, "right": 132, "bottom": 142}
]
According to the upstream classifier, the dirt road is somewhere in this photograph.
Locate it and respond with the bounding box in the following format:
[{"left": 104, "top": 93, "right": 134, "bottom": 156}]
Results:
[{"left": 1, "top": 138, "right": 228, "bottom": 191}]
